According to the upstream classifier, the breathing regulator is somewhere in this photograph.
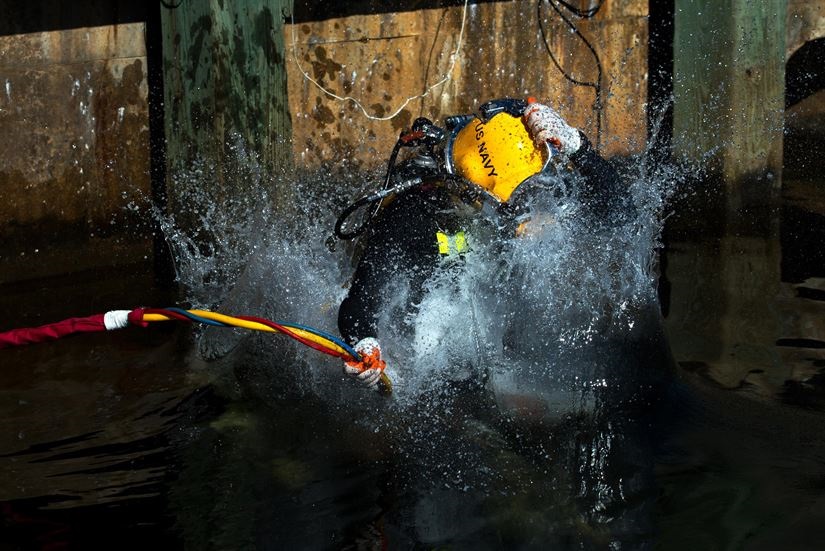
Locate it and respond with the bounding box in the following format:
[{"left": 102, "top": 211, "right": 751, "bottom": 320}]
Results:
[{"left": 333, "top": 98, "right": 556, "bottom": 241}]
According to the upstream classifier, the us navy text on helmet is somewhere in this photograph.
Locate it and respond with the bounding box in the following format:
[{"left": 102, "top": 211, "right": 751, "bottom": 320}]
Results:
[{"left": 474, "top": 121, "right": 499, "bottom": 177}]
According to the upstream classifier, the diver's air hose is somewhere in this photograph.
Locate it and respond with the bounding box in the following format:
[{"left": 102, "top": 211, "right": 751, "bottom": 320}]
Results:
[
  {"left": 334, "top": 121, "right": 448, "bottom": 240},
  {"left": 334, "top": 176, "right": 425, "bottom": 239},
  {"left": 0, "top": 307, "right": 393, "bottom": 394}
]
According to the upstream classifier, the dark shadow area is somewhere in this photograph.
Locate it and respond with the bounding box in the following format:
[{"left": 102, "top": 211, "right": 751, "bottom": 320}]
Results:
[
  {"left": 144, "top": 3, "right": 176, "bottom": 288},
  {"left": 780, "top": 202, "right": 825, "bottom": 284},
  {"left": 784, "top": 123, "right": 825, "bottom": 178},
  {"left": 292, "top": 0, "right": 504, "bottom": 24},
  {"left": 0, "top": 0, "right": 148, "bottom": 35},
  {"left": 659, "top": 172, "right": 727, "bottom": 321},
  {"left": 647, "top": 0, "right": 674, "bottom": 159},
  {"left": 0, "top": 385, "right": 226, "bottom": 551},
  {"left": 780, "top": 371, "right": 825, "bottom": 411},
  {"left": 647, "top": 0, "right": 674, "bottom": 315},
  {"left": 784, "top": 87, "right": 825, "bottom": 179},
  {"left": 785, "top": 36, "right": 825, "bottom": 196},
  {"left": 783, "top": 43, "right": 825, "bottom": 283},
  {"left": 786, "top": 37, "right": 825, "bottom": 109}
]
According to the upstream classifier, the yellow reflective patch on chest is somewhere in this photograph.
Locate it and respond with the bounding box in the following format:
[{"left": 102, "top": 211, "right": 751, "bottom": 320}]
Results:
[{"left": 436, "top": 231, "right": 469, "bottom": 256}]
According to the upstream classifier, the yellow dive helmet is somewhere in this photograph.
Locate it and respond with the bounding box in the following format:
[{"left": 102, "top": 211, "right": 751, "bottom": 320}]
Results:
[{"left": 446, "top": 110, "right": 548, "bottom": 202}]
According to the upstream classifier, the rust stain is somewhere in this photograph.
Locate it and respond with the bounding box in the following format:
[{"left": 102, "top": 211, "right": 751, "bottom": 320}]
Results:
[
  {"left": 304, "top": 34, "right": 417, "bottom": 46},
  {"left": 0, "top": 24, "right": 150, "bottom": 259},
  {"left": 369, "top": 103, "right": 386, "bottom": 118},
  {"left": 310, "top": 46, "right": 343, "bottom": 83},
  {"left": 285, "top": 2, "right": 652, "bottom": 167},
  {"left": 391, "top": 109, "right": 412, "bottom": 133},
  {"left": 313, "top": 97, "right": 336, "bottom": 128}
]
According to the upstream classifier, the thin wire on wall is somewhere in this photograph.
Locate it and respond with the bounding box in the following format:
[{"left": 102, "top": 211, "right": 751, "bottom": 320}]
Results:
[
  {"left": 290, "top": 0, "right": 470, "bottom": 122},
  {"left": 538, "top": 0, "right": 604, "bottom": 148}
]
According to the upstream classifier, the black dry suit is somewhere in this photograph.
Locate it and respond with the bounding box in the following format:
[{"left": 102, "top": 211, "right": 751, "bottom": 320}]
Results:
[{"left": 337, "top": 132, "right": 631, "bottom": 345}]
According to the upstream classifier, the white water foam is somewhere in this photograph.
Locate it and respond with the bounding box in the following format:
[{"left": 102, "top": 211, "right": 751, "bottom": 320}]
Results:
[{"left": 153, "top": 139, "right": 683, "bottom": 418}]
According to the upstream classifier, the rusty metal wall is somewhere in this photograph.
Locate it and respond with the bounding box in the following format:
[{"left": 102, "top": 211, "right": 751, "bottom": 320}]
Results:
[
  {"left": 0, "top": 24, "right": 151, "bottom": 281},
  {"left": 285, "top": 0, "right": 648, "bottom": 169}
]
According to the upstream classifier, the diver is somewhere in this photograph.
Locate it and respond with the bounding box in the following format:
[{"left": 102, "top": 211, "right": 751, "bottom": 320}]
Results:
[
  {"left": 332, "top": 98, "right": 668, "bottom": 546},
  {"left": 334, "top": 97, "right": 634, "bottom": 389}
]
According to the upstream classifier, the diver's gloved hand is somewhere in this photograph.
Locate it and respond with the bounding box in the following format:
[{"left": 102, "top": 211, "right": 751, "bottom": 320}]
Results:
[
  {"left": 343, "top": 337, "right": 386, "bottom": 389},
  {"left": 522, "top": 100, "right": 582, "bottom": 155}
]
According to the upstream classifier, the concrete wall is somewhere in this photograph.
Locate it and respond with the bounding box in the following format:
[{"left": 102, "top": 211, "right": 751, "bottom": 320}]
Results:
[
  {"left": 0, "top": 23, "right": 151, "bottom": 281},
  {"left": 286, "top": 0, "right": 649, "bottom": 169},
  {"left": 787, "top": 0, "right": 825, "bottom": 57},
  {"left": 664, "top": 0, "right": 825, "bottom": 396},
  {"left": 161, "top": 0, "right": 293, "bottom": 179},
  {"left": 673, "top": 0, "right": 788, "bottom": 186},
  {"left": 2, "top": 0, "right": 825, "bottom": 285}
]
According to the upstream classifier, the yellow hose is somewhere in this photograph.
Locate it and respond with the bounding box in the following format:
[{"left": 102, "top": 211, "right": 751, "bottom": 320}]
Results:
[
  {"left": 143, "top": 308, "right": 392, "bottom": 393},
  {"left": 142, "top": 310, "right": 352, "bottom": 358}
]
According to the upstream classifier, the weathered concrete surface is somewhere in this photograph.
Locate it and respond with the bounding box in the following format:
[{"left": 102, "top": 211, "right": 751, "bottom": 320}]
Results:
[
  {"left": 786, "top": 90, "right": 825, "bottom": 176},
  {"left": 787, "top": 0, "right": 825, "bottom": 57},
  {"left": 161, "top": 0, "right": 293, "bottom": 184},
  {"left": 665, "top": 0, "right": 825, "bottom": 401},
  {"left": 665, "top": 234, "right": 783, "bottom": 390},
  {"left": 785, "top": 3, "right": 825, "bottom": 174},
  {"left": 285, "top": 0, "right": 649, "bottom": 169},
  {"left": 673, "top": 0, "right": 787, "bottom": 186},
  {"left": 0, "top": 23, "right": 151, "bottom": 281}
]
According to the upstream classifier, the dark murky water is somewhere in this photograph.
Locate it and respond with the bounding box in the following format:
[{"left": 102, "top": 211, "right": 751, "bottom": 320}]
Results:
[
  {"left": 0, "top": 182, "right": 825, "bottom": 549},
  {"left": 2, "top": 177, "right": 825, "bottom": 548}
]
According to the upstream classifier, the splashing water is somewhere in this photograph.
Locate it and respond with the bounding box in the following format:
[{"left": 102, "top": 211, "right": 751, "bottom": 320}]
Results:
[
  {"left": 153, "top": 139, "right": 681, "bottom": 412},
  {"left": 149, "top": 138, "right": 687, "bottom": 544},
  {"left": 152, "top": 142, "right": 273, "bottom": 307}
]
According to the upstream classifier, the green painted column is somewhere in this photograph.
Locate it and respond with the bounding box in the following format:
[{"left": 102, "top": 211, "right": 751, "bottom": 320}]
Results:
[
  {"left": 673, "top": 0, "right": 786, "bottom": 189},
  {"left": 669, "top": 0, "right": 786, "bottom": 389},
  {"left": 161, "top": 0, "right": 293, "bottom": 188}
]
